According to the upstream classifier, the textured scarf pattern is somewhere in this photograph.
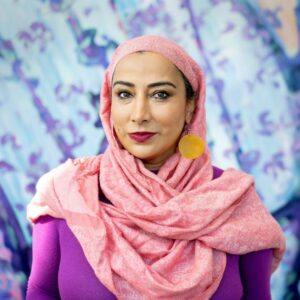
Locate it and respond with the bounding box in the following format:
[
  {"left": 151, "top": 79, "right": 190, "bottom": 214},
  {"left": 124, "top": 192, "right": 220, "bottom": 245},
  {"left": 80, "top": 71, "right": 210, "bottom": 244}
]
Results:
[{"left": 27, "top": 35, "right": 285, "bottom": 300}]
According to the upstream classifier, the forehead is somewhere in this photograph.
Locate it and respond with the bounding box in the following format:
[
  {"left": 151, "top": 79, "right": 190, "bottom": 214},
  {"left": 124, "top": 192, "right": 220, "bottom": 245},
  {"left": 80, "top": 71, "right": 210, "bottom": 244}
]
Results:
[{"left": 112, "top": 51, "right": 182, "bottom": 82}]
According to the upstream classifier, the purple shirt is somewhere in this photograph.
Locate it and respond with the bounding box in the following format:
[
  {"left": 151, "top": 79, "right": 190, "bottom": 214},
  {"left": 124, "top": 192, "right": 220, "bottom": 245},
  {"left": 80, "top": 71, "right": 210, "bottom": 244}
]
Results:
[{"left": 26, "top": 167, "right": 273, "bottom": 299}]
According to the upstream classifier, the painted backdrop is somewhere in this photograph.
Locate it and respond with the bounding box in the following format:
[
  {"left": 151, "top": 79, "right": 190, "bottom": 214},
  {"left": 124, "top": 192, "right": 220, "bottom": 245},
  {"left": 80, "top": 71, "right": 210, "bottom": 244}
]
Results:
[{"left": 0, "top": 0, "right": 299, "bottom": 299}]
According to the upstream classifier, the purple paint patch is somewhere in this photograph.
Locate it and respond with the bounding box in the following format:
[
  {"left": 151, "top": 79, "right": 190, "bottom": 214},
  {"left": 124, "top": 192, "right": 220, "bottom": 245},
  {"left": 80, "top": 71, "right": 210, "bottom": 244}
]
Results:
[
  {"left": 291, "top": 136, "right": 300, "bottom": 157},
  {"left": 240, "top": 150, "right": 260, "bottom": 172},
  {"left": 0, "top": 161, "right": 15, "bottom": 172},
  {"left": 26, "top": 183, "right": 37, "bottom": 195},
  {"left": 257, "top": 111, "right": 277, "bottom": 135},
  {"left": 1, "top": 134, "right": 21, "bottom": 149},
  {"left": 77, "top": 111, "right": 90, "bottom": 121},
  {"left": 221, "top": 21, "right": 235, "bottom": 34},
  {"left": 15, "top": 203, "right": 25, "bottom": 212},
  {"left": 29, "top": 151, "right": 42, "bottom": 165},
  {"left": 223, "top": 141, "right": 241, "bottom": 158},
  {"left": 55, "top": 83, "right": 84, "bottom": 102},
  {"left": 263, "top": 8, "right": 282, "bottom": 29},
  {"left": 263, "top": 152, "right": 286, "bottom": 178}
]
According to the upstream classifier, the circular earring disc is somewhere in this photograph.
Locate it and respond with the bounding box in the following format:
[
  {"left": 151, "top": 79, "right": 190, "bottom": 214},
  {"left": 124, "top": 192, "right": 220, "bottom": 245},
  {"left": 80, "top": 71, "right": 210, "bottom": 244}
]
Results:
[{"left": 178, "top": 134, "right": 205, "bottom": 159}]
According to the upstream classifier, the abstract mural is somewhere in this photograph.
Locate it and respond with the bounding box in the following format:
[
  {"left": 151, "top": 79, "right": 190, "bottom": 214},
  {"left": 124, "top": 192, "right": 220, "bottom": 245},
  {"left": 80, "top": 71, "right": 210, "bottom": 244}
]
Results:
[{"left": 0, "top": 0, "right": 299, "bottom": 299}]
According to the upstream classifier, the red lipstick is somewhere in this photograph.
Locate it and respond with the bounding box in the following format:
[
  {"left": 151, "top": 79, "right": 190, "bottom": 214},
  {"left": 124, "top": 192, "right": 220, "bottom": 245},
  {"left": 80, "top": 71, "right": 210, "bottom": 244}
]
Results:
[{"left": 128, "top": 132, "right": 156, "bottom": 142}]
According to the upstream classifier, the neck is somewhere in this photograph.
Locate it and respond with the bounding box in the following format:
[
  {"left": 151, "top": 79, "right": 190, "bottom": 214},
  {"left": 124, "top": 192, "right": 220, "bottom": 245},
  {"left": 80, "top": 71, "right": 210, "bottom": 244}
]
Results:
[
  {"left": 143, "top": 161, "right": 163, "bottom": 171},
  {"left": 142, "top": 145, "right": 177, "bottom": 171}
]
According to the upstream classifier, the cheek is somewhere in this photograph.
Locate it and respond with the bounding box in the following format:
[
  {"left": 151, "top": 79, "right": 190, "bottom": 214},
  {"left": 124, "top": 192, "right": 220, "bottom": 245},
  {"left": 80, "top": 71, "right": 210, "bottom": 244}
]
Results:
[
  {"left": 155, "top": 103, "right": 186, "bottom": 130},
  {"left": 111, "top": 102, "right": 127, "bottom": 131}
]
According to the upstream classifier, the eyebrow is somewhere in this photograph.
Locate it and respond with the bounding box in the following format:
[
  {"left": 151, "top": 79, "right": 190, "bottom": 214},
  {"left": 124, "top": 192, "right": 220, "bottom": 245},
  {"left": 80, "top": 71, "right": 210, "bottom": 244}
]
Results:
[{"left": 113, "top": 80, "right": 177, "bottom": 89}]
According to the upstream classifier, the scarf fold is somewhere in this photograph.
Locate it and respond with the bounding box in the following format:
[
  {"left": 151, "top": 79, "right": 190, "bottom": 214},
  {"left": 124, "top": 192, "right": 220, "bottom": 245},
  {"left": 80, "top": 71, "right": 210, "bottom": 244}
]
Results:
[{"left": 27, "top": 35, "right": 285, "bottom": 300}]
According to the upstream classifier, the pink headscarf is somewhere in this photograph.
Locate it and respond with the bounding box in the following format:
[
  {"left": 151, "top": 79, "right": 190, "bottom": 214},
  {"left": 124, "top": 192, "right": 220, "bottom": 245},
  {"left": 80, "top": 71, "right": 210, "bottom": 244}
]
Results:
[{"left": 27, "top": 35, "right": 285, "bottom": 299}]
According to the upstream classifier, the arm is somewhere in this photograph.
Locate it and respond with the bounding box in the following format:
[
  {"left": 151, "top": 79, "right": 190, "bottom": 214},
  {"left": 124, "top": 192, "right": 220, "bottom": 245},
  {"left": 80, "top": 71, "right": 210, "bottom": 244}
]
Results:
[
  {"left": 26, "top": 215, "right": 61, "bottom": 300},
  {"left": 239, "top": 248, "right": 273, "bottom": 300}
]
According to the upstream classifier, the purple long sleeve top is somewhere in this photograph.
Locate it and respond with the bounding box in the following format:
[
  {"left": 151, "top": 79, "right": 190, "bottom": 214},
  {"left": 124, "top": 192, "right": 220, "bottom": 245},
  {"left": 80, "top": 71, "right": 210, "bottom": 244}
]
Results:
[{"left": 26, "top": 167, "right": 273, "bottom": 299}]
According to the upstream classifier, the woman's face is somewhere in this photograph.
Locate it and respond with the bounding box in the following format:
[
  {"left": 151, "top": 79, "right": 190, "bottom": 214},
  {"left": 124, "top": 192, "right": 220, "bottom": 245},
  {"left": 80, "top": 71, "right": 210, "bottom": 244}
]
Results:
[{"left": 111, "top": 52, "right": 195, "bottom": 170}]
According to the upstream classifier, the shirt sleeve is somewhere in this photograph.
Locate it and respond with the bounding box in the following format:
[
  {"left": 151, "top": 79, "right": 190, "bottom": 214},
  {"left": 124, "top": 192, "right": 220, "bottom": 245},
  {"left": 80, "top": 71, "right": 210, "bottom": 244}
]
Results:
[
  {"left": 26, "top": 215, "right": 61, "bottom": 300},
  {"left": 239, "top": 248, "right": 273, "bottom": 300}
]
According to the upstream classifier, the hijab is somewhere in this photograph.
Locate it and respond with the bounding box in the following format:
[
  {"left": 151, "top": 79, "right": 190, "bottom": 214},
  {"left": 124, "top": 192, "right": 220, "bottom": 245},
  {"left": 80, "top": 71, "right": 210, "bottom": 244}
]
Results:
[{"left": 27, "top": 35, "right": 285, "bottom": 300}]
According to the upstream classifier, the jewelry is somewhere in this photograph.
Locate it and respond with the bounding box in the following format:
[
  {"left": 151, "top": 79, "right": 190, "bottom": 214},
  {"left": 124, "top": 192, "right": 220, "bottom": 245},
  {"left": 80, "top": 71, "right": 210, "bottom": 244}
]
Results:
[{"left": 178, "top": 127, "right": 205, "bottom": 159}]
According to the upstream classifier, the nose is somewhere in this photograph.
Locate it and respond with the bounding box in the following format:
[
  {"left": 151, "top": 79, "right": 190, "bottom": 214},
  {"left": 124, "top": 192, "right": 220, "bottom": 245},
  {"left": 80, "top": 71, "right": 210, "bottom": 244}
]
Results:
[{"left": 130, "top": 93, "right": 150, "bottom": 124}]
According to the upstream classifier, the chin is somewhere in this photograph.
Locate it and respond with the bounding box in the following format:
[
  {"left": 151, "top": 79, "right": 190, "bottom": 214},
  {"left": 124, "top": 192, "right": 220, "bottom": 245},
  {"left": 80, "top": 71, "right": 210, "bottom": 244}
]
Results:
[
  {"left": 124, "top": 146, "right": 157, "bottom": 160},
  {"left": 123, "top": 141, "right": 177, "bottom": 164},
  {"left": 129, "top": 147, "right": 175, "bottom": 166},
  {"left": 130, "top": 151, "right": 158, "bottom": 161}
]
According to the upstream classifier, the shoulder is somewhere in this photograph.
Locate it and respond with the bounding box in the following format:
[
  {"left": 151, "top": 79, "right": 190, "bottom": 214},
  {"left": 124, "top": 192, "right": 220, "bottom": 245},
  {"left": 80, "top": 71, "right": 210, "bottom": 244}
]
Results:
[
  {"left": 32, "top": 215, "right": 62, "bottom": 236},
  {"left": 211, "top": 165, "right": 255, "bottom": 187},
  {"left": 34, "top": 215, "right": 67, "bottom": 233},
  {"left": 240, "top": 248, "right": 273, "bottom": 266},
  {"left": 239, "top": 249, "right": 273, "bottom": 281},
  {"left": 35, "top": 214, "right": 60, "bottom": 224},
  {"left": 35, "top": 155, "right": 102, "bottom": 191},
  {"left": 239, "top": 249, "right": 273, "bottom": 298},
  {"left": 28, "top": 155, "right": 102, "bottom": 222}
]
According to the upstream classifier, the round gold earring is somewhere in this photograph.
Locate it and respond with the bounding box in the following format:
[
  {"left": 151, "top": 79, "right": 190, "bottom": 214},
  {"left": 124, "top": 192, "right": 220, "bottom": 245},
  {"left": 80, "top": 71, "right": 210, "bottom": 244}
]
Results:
[{"left": 178, "top": 125, "right": 205, "bottom": 159}]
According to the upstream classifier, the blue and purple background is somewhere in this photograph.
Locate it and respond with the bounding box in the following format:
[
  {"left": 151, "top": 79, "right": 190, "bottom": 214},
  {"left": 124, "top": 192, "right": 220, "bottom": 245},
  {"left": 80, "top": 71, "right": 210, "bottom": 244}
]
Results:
[{"left": 0, "top": 0, "right": 299, "bottom": 299}]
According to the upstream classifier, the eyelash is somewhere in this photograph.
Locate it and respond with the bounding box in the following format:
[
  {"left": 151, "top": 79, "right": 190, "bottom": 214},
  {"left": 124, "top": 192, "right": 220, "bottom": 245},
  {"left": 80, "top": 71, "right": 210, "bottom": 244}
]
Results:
[
  {"left": 153, "top": 91, "right": 170, "bottom": 100},
  {"left": 117, "top": 91, "right": 131, "bottom": 99},
  {"left": 116, "top": 90, "right": 170, "bottom": 101}
]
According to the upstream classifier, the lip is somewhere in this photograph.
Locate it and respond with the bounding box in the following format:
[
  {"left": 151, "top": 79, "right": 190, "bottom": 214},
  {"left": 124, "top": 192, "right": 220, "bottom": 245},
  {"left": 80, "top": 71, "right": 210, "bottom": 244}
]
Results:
[{"left": 128, "top": 132, "right": 156, "bottom": 142}]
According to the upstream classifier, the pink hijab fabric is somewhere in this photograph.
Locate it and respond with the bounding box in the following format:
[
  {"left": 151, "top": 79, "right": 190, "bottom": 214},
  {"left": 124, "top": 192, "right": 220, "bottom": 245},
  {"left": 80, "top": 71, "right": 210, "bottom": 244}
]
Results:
[{"left": 27, "top": 35, "right": 285, "bottom": 299}]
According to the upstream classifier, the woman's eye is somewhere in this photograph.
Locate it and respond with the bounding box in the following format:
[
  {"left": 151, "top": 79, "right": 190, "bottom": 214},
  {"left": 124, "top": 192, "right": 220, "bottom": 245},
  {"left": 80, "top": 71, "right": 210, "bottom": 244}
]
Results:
[
  {"left": 153, "top": 91, "right": 169, "bottom": 100},
  {"left": 118, "top": 91, "right": 131, "bottom": 99}
]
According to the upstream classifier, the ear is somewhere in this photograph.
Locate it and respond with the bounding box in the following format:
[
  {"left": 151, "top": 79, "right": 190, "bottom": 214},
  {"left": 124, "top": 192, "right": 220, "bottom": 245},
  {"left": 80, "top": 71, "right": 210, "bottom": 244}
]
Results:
[{"left": 185, "top": 100, "right": 195, "bottom": 124}]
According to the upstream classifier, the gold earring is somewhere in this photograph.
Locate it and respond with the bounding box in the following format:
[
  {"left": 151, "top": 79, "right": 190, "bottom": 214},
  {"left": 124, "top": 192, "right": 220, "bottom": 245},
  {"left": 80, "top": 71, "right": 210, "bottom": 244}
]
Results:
[{"left": 178, "top": 124, "right": 205, "bottom": 159}]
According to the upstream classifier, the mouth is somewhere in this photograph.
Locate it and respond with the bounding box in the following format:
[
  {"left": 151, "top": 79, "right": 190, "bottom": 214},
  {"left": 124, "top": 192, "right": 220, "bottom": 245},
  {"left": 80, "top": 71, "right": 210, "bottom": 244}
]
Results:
[{"left": 128, "top": 132, "right": 156, "bottom": 142}]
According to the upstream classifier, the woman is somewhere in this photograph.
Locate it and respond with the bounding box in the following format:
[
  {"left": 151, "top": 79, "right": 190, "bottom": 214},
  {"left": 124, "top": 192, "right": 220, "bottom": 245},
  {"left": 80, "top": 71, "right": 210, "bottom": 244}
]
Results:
[{"left": 26, "top": 35, "right": 285, "bottom": 300}]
